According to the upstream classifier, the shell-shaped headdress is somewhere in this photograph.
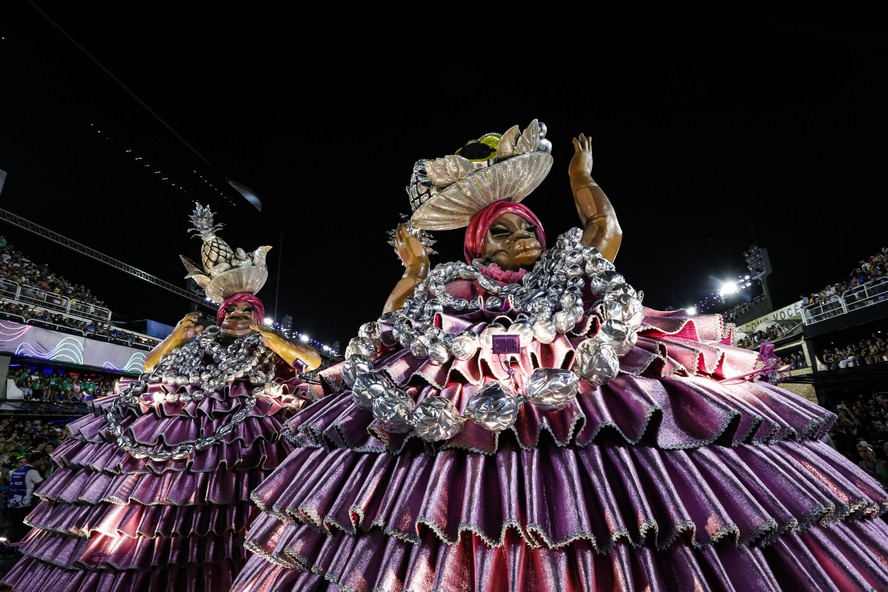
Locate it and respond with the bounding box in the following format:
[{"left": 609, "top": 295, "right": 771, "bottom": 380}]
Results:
[
  {"left": 180, "top": 202, "right": 272, "bottom": 303},
  {"left": 407, "top": 119, "right": 554, "bottom": 231}
]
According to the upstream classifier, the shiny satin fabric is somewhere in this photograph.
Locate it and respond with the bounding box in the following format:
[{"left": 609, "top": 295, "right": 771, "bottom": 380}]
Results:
[
  {"left": 230, "top": 295, "right": 888, "bottom": 591},
  {"left": 0, "top": 364, "right": 310, "bottom": 591}
]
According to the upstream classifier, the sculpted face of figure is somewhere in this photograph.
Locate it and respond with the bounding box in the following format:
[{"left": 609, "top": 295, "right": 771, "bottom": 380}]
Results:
[
  {"left": 482, "top": 213, "right": 542, "bottom": 270},
  {"left": 220, "top": 301, "right": 257, "bottom": 339}
]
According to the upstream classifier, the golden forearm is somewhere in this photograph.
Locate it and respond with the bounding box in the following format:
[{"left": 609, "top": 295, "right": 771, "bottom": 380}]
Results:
[
  {"left": 262, "top": 332, "right": 322, "bottom": 371},
  {"left": 383, "top": 273, "right": 425, "bottom": 315},
  {"left": 143, "top": 334, "right": 186, "bottom": 372},
  {"left": 572, "top": 181, "right": 622, "bottom": 263},
  {"left": 383, "top": 233, "right": 429, "bottom": 314}
]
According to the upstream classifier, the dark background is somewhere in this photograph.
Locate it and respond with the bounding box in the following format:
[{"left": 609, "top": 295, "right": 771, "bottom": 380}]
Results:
[{"left": 0, "top": 3, "right": 885, "bottom": 352}]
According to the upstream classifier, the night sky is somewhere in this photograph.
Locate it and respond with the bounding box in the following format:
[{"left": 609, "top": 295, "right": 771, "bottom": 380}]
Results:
[{"left": 1, "top": 4, "right": 885, "bottom": 352}]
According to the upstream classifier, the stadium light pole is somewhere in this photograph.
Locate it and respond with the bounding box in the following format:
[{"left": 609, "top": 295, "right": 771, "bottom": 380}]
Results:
[{"left": 744, "top": 245, "right": 773, "bottom": 311}]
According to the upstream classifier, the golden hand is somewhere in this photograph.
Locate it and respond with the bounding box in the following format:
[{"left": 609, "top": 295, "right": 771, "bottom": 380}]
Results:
[
  {"left": 144, "top": 311, "right": 207, "bottom": 372},
  {"left": 383, "top": 223, "right": 430, "bottom": 314},
  {"left": 173, "top": 311, "right": 206, "bottom": 343},
  {"left": 394, "top": 222, "right": 427, "bottom": 269},
  {"left": 569, "top": 133, "right": 594, "bottom": 179}
]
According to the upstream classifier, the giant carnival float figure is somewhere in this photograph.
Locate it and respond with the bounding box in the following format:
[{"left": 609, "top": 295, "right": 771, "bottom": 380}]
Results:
[
  {"left": 1, "top": 203, "right": 322, "bottom": 592},
  {"left": 232, "top": 120, "right": 888, "bottom": 591}
]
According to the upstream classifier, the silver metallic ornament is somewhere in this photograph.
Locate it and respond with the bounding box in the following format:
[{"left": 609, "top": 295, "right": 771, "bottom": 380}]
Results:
[
  {"left": 525, "top": 368, "right": 580, "bottom": 410},
  {"left": 553, "top": 309, "right": 578, "bottom": 334},
  {"left": 413, "top": 396, "right": 465, "bottom": 441},
  {"left": 596, "top": 319, "right": 638, "bottom": 356},
  {"left": 604, "top": 286, "right": 645, "bottom": 329},
  {"left": 345, "top": 336, "right": 377, "bottom": 359},
  {"left": 342, "top": 354, "right": 374, "bottom": 388},
  {"left": 479, "top": 324, "right": 506, "bottom": 351},
  {"left": 409, "top": 335, "right": 431, "bottom": 359},
  {"left": 508, "top": 321, "right": 534, "bottom": 348},
  {"left": 451, "top": 332, "right": 480, "bottom": 360},
  {"left": 532, "top": 318, "right": 557, "bottom": 344},
  {"left": 371, "top": 387, "right": 415, "bottom": 433},
  {"left": 427, "top": 341, "right": 450, "bottom": 365},
  {"left": 465, "top": 381, "right": 521, "bottom": 431},
  {"left": 358, "top": 321, "right": 381, "bottom": 344},
  {"left": 574, "top": 338, "right": 620, "bottom": 386},
  {"left": 352, "top": 372, "right": 388, "bottom": 410},
  {"left": 584, "top": 248, "right": 615, "bottom": 270},
  {"left": 588, "top": 270, "right": 626, "bottom": 296}
]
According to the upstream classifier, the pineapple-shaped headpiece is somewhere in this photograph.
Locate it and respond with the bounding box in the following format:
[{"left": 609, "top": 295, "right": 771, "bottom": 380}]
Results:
[{"left": 180, "top": 202, "right": 272, "bottom": 303}]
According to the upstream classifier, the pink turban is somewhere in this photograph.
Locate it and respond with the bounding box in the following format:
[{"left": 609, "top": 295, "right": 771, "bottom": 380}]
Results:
[
  {"left": 216, "top": 292, "right": 265, "bottom": 326},
  {"left": 463, "top": 199, "right": 546, "bottom": 264}
]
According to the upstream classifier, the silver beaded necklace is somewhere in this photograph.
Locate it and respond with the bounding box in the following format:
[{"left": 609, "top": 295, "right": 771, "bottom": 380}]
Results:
[
  {"left": 339, "top": 227, "right": 646, "bottom": 442},
  {"left": 105, "top": 326, "right": 280, "bottom": 461}
]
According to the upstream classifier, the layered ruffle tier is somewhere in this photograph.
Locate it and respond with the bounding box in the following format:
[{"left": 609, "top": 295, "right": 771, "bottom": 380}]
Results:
[
  {"left": 232, "top": 307, "right": 888, "bottom": 591},
  {"left": 0, "top": 373, "right": 310, "bottom": 592}
]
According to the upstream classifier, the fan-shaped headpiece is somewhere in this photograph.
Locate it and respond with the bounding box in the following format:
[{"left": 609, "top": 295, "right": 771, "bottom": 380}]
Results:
[{"left": 406, "top": 119, "right": 554, "bottom": 231}]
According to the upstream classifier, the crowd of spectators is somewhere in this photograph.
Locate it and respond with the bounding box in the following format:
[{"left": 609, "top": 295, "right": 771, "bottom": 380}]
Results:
[
  {"left": 827, "top": 392, "right": 888, "bottom": 489},
  {"left": 708, "top": 245, "right": 888, "bottom": 344},
  {"left": 818, "top": 331, "right": 888, "bottom": 370},
  {"left": 0, "top": 299, "right": 157, "bottom": 349},
  {"left": 0, "top": 236, "right": 158, "bottom": 350},
  {"left": 781, "top": 350, "right": 807, "bottom": 370},
  {"left": 0, "top": 416, "right": 71, "bottom": 540},
  {"left": 0, "top": 236, "right": 105, "bottom": 310},
  {"left": 9, "top": 367, "right": 119, "bottom": 404},
  {"left": 733, "top": 323, "right": 808, "bottom": 374},
  {"left": 722, "top": 294, "right": 766, "bottom": 324},
  {"left": 0, "top": 417, "right": 66, "bottom": 462},
  {"left": 723, "top": 245, "right": 888, "bottom": 378},
  {"left": 736, "top": 322, "right": 789, "bottom": 350},
  {"left": 801, "top": 247, "right": 888, "bottom": 308}
]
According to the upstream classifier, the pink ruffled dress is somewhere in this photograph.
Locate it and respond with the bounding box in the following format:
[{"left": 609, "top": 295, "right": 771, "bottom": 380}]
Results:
[
  {"left": 233, "top": 231, "right": 888, "bottom": 591},
  {"left": 1, "top": 329, "right": 318, "bottom": 592}
]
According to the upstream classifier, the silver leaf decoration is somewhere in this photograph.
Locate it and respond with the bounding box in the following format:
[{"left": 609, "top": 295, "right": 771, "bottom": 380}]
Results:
[
  {"left": 427, "top": 342, "right": 450, "bottom": 365},
  {"left": 479, "top": 324, "right": 506, "bottom": 350},
  {"left": 358, "top": 321, "right": 381, "bottom": 343},
  {"left": 409, "top": 335, "right": 430, "bottom": 359},
  {"left": 485, "top": 296, "right": 504, "bottom": 310},
  {"left": 604, "top": 282, "right": 636, "bottom": 300},
  {"left": 508, "top": 321, "right": 534, "bottom": 348},
  {"left": 477, "top": 274, "right": 500, "bottom": 293},
  {"left": 553, "top": 309, "right": 577, "bottom": 334},
  {"left": 604, "top": 287, "right": 645, "bottom": 329},
  {"left": 588, "top": 270, "right": 625, "bottom": 295},
  {"left": 345, "top": 337, "right": 377, "bottom": 359}
]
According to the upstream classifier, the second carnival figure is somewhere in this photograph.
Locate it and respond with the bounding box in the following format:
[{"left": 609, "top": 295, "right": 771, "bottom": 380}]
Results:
[
  {"left": 1, "top": 203, "right": 323, "bottom": 591},
  {"left": 232, "top": 120, "right": 888, "bottom": 591}
]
